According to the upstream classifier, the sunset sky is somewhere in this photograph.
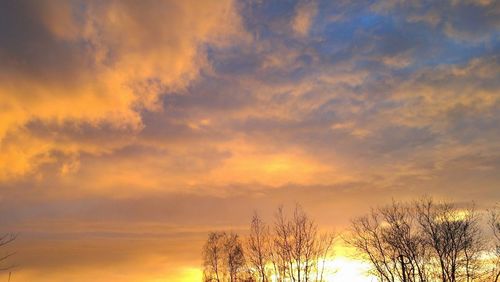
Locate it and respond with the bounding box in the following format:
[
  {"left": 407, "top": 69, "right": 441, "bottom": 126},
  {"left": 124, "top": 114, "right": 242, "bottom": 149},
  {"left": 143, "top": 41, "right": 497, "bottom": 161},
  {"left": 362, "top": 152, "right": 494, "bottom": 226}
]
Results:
[{"left": 0, "top": 0, "right": 499, "bottom": 281}]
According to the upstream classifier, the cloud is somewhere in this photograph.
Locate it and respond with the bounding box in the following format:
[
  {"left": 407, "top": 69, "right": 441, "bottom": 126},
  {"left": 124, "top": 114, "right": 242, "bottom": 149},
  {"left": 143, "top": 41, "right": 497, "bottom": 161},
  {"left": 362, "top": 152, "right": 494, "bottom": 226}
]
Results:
[
  {"left": 372, "top": 0, "right": 500, "bottom": 42},
  {"left": 0, "top": 2, "right": 498, "bottom": 281},
  {"left": 292, "top": 1, "right": 318, "bottom": 36},
  {"left": 0, "top": 0, "right": 243, "bottom": 180}
]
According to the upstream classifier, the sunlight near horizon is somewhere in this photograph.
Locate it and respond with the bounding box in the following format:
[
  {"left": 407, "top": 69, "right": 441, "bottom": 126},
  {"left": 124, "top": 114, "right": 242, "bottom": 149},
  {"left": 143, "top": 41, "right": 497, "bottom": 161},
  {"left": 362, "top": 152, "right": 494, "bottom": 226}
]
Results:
[
  {"left": 169, "top": 256, "right": 373, "bottom": 282},
  {"left": 263, "top": 256, "right": 373, "bottom": 282},
  {"left": 323, "top": 257, "right": 374, "bottom": 282}
]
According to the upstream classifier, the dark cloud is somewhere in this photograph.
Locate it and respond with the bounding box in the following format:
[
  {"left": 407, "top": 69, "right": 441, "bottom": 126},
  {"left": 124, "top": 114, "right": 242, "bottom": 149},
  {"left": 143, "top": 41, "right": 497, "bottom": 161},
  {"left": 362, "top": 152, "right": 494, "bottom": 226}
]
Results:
[{"left": 0, "top": 1, "right": 89, "bottom": 81}]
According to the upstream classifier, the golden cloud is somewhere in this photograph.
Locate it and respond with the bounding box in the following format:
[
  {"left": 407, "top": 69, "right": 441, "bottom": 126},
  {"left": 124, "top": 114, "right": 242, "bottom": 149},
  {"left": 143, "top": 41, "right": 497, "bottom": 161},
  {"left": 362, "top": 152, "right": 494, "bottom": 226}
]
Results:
[
  {"left": 292, "top": 0, "right": 317, "bottom": 36},
  {"left": 0, "top": 0, "right": 243, "bottom": 181}
]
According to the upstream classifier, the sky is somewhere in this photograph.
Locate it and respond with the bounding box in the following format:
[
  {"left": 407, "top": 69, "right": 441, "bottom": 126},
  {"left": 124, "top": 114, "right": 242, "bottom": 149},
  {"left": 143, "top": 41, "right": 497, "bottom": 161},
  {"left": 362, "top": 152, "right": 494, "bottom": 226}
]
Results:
[{"left": 0, "top": 0, "right": 499, "bottom": 281}]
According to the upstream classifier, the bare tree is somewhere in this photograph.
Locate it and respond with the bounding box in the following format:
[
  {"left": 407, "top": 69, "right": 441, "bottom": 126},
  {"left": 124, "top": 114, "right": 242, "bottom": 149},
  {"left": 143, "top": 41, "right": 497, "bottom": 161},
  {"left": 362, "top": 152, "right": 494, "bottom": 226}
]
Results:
[
  {"left": 203, "top": 232, "right": 226, "bottom": 282},
  {"left": 269, "top": 233, "right": 288, "bottom": 282},
  {"left": 379, "top": 201, "right": 429, "bottom": 282},
  {"left": 225, "top": 232, "right": 246, "bottom": 282},
  {"left": 247, "top": 212, "right": 271, "bottom": 282},
  {"left": 415, "top": 198, "right": 483, "bottom": 282},
  {"left": 203, "top": 231, "right": 247, "bottom": 282},
  {"left": 0, "top": 233, "right": 16, "bottom": 272},
  {"left": 346, "top": 207, "right": 402, "bottom": 282},
  {"left": 346, "top": 198, "right": 486, "bottom": 282},
  {"left": 489, "top": 204, "right": 500, "bottom": 282},
  {"left": 313, "top": 232, "right": 336, "bottom": 282},
  {"left": 203, "top": 200, "right": 500, "bottom": 282},
  {"left": 273, "top": 206, "right": 293, "bottom": 281},
  {"left": 289, "top": 204, "right": 317, "bottom": 282},
  {"left": 271, "top": 204, "right": 333, "bottom": 282}
]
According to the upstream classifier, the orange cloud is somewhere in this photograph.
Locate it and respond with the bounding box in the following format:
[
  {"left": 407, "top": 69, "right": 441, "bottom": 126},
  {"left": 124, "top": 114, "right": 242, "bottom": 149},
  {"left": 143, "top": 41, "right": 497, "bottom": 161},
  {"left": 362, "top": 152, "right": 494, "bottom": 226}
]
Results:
[
  {"left": 0, "top": 0, "right": 244, "bottom": 181},
  {"left": 292, "top": 1, "right": 318, "bottom": 36}
]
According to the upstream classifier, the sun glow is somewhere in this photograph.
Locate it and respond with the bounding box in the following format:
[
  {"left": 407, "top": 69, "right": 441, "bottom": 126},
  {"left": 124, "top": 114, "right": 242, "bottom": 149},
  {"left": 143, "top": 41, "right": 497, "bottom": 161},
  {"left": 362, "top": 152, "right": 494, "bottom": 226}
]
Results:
[
  {"left": 267, "top": 256, "right": 374, "bottom": 282},
  {"left": 324, "top": 257, "right": 374, "bottom": 282}
]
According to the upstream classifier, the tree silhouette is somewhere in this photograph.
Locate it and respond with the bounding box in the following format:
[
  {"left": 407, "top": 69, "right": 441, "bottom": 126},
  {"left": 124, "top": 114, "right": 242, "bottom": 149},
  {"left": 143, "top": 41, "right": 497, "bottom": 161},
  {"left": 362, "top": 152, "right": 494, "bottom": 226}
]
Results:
[
  {"left": 203, "top": 232, "right": 225, "bottom": 282},
  {"left": 225, "top": 233, "right": 246, "bottom": 282},
  {"left": 247, "top": 212, "right": 271, "bottom": 282},
  {"left": 346, "top": 198, "right": 485, "bottom": 282},
  {"left": 489, "top": 204, "right": 500, "bottom": 282},
  {"left": 0, "top": 233, "right": 16, "bottom": 272},
  {"left": 202, "top": 205, "right": 335, "bottom": 282},
  {"left": 202, "top": 199, "right": 500, "bottom": 282},
  {"left": 415, "top": 198, "right": 483, "bottom": 282},
  {"left": 203, "top": 231, "right": 247, "bottom": 282}
]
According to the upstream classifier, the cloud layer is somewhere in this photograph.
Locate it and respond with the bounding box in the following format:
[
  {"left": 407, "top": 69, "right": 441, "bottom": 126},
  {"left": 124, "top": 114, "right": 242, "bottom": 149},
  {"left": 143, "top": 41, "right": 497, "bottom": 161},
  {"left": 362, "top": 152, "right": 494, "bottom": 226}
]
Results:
[
  {"left": 0, "top": 0, "right": 498, "bottom": 281},
  {"left": 0, "top": 0, "right": 243, "bottom": 180}
]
